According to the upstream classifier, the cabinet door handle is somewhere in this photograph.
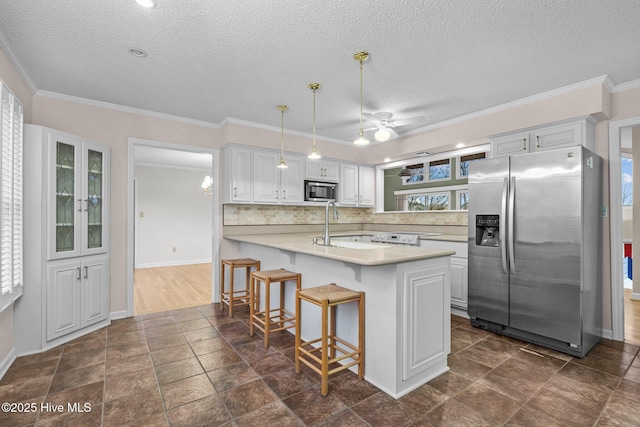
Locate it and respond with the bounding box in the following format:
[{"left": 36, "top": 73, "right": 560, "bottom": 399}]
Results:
[
  {"left": 536, "top": 135, "right": 540, "bottom": 148},
  {"left": 275, "top": 190, "right": 279, "bottom": 199},
  {"left": 83, "top": 266, "right": 88, "bottom": 279},
  {"left": 77, "top": 199, "right": 83, "bottom": 212},
  {"left": 522, "top": 138, "right": 527, "bottom": 151},
  {"left": 76, "top": 267, "right": 81, "bottom": 280},
  {"left": 283, "top": 190, "right": 287, "bottom": 199},
  {"left": 84, "top": 198, "right": 89, "bottom": 211},
  {"left": 233, "top": 187, "right": 237, "bottom": 197}
]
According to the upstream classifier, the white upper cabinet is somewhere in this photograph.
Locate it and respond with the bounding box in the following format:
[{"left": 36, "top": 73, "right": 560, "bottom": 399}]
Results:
[
  {"left": 45, "top": 131, "right": 109, "bottom": 260},
  {"left": 358, "top": 165, "right": 375, "bottom": 207},
  {"left": 339, "top": 164, "right": 358, "bottom": 205},
  {"left": 222, "top": 146, "right": 252, "bottom": 202},
  {"left": 306, "top": 158, "right": 339, "bottom": 181},
  {"left": 222, "top": 144, "right": 371, "bottom": 207},
  {"left": 339, "top": 163, "right": 375, "bottom": 207},
  {"left": 279, "top": 155, "right": 304, "bottom": 203},
  {"left": 490, "top": 119, "right": 595, "bottom": 158},
  {"left": 252, "top": 150, "right": 304, "bottom": 204}
]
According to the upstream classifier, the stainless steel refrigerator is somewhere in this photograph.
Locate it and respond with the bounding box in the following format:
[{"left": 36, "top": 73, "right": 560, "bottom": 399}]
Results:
[{"left": 468, "top": 146, "right": 602, "bottom": 357}]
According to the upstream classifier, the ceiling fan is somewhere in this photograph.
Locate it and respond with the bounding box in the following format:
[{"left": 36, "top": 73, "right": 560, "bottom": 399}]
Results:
[{"left": 363, "top": 112, "right": 426, "bottom": 142}]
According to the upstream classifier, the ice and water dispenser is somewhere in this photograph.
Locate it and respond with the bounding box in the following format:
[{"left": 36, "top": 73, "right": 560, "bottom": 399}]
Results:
[{"left": 475, "top": 215, "right": 499, "bottom": 247}]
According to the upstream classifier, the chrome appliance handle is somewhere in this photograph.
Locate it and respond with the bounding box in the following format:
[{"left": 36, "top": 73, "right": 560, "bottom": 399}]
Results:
[
  {"left": 500, "top": 177, "right": 508, "bottom": 274},
  {"left": 508, "top": 176, "right": 516, "bottom": 275}
]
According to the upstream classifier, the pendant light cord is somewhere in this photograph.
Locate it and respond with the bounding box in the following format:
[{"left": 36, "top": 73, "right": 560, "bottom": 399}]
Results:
[
  {"left": 359, "top": 58, "right": 364, "bottom": 134},
  {"left": 312, "top": 88, "right": 317, "bottom": 149}
]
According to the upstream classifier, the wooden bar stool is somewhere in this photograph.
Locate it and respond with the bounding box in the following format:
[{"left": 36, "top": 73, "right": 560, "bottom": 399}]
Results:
[
  {"left": 250, "top": 269, "right": 302, "bottom": 348},
  {"left": 220, "top": 258, "right": 260, "bottom": 317},
  {"left": 295, "top": 283, "right": 364, "bottom": 396}
]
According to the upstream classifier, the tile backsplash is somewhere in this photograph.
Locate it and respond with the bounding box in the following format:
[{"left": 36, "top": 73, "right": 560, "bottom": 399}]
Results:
[{"left": 223, "top": 204, "right": 468, "bottom": 227}]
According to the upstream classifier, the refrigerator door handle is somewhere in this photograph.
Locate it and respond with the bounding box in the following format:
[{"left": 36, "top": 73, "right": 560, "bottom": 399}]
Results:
[
  {"left": 508, "top": 176, "right": 516, "bottom": 275},
  {"left": 500, "top": 177, "right": 508, "bottom": 274}
]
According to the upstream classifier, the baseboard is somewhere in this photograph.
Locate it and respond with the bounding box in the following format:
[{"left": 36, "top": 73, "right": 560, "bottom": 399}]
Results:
[
  {"left": 135, "top": 259, "right": 211, "bottom": 269},
  {"left": 601, "top": 328, "right": 613, "bottom": 340},
  {"left": 110, "top": 310, "right": 129, "bottom": 320},
  {"left": 0, "top": 347, "right": 16, "bottom": 381}
]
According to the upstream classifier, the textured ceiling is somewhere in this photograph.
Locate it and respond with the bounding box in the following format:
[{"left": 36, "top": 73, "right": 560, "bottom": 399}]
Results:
[{"left": 0, "top": 0, "right": 639, "bottom": 144}]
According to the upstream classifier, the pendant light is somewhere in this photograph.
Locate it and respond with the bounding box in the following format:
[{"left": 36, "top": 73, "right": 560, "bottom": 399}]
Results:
[
  {"left": 277, "top": 105, "right": 288, "bottom": 168},
  {"left": 308, "top": 83, "right": 322, "bottom": 159},
  {"left": 353, "top": 51, "right": 370, "bottom": 146}
]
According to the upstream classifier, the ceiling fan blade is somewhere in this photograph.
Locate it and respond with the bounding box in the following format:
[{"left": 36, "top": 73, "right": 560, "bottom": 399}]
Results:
[
  {"left": 391, "top": 116, "right": 426, "bottom": 127},
  {"left": 362, "top": 112, "right": 379, "bottom": 123}
]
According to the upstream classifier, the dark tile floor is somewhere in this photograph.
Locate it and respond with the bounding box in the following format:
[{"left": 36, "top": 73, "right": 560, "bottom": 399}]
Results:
[{"left": 1, "top": 305, "right": 640, "bottom": 426}]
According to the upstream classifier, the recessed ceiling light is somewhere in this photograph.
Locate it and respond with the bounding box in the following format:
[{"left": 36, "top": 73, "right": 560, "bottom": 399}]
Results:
[
  {"left": 135, "top": 0, "right": 156, "bottom": 8},
  {"left": 384, "top": 157, "right": 391, "bottom": 163},
  {"left": 129, "top": 48, "right": 148, "bottom": 57},
  {"left": 456, "top": 143, "right": 465, "bottom": 148}
]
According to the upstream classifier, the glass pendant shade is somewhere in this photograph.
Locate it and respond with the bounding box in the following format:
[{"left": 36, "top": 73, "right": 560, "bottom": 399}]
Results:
[{"left": 353, "top": 130, "right": 370, "bottom": 146}]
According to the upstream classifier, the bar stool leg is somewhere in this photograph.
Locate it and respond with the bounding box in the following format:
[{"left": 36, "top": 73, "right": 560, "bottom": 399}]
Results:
[
  {"left": 321, "top": 298, "right": 329, "bottom": 396},
  {"left": 295, "top": 289, "right": 301, "bottom": 374},
  {"left": 264, "top": 278, "right": 271, "bottom": 348},
  {"left": 249, "top": 273, "right": 255, "bottom": 337},
  {"left": 220, "top": 262, "right": 225, "bottom": 311},
  {"left": 359, "top": 292, "right": 365, "bottom": 379},
  {"left": 279, "top": 282, "right": 285, "bottom": 329},
  {"left": 228, "top": 266, "right": 235, "bottom": 317},
  {"left": 330, "top": 304, "right": 337, "bottom": 360}
]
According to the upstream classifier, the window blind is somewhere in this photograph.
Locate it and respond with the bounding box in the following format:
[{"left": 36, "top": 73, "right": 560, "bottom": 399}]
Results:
[{"left": 0, "top": 82, "right": 23, "bottom": 311}]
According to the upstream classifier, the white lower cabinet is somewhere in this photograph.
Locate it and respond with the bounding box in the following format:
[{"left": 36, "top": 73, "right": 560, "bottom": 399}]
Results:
[
  {"left": 401, "top": 264, "right": 450, "bottom": 381},
  {"left": 46, "top": 256, "right": 109, "bottom": 341},
  {"left": 419, "top": 239, "right": 468, "bottom": 311}
]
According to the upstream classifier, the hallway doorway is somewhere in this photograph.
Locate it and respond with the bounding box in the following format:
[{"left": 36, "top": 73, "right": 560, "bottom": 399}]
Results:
[{"left": 127, "top": 139, "right": 220, "bottom": 317}]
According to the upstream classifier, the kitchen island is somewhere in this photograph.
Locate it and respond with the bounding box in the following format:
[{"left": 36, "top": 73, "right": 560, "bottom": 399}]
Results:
[{"left": 224, "top": 232, "right": 455, "bottom": 399}]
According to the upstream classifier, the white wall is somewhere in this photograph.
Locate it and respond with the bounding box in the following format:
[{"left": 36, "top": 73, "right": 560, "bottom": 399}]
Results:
[{"left": 135, "top": 165, "right": 212, "bottom": 268}]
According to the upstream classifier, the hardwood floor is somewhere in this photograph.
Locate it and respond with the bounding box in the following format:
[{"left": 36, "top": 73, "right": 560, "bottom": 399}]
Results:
[
  {"left": 625, "top": 288, "right": 640, "bottom": 344},
  {"left": 134, "top": 263, "right": 213, "bottom": 315}
]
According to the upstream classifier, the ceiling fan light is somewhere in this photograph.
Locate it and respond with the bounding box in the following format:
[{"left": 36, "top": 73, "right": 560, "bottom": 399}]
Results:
[{"left": 375, "top": 127, "right": 391, "bottom": 142}]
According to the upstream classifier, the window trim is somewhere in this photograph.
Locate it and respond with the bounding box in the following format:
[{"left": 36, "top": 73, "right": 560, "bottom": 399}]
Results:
[{"left": 395, "top": 184, "right": 468, "bottom": 211}]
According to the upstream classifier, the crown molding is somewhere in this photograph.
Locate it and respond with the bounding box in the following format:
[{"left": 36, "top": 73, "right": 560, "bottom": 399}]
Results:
[
  {"left": 0, "top": 26, "right": 37, "bottom": 94},
  {"left": 403, "top": 75, "right": 612, "bottom": 138},
  {"left": 36, "top": 90, "right": 220, "bottom": 129},
  {"left": 613, "top": 78, "right": 640, "bottom": 93}
]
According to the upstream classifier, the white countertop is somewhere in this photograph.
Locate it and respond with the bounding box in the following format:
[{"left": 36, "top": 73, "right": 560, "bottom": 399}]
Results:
[{"left": 224, "top": 232, "right": 456, "bottom": 266}]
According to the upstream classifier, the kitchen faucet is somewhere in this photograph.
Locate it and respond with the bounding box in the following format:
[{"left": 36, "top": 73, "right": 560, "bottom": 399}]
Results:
[{"left": 322, "top": 200, "right": 339, "bottom": 246}]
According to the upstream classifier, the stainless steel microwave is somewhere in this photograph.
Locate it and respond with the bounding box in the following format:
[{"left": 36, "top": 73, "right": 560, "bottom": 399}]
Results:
[{"left": 304, "top": 180, "right": 337, "bottom": 202}]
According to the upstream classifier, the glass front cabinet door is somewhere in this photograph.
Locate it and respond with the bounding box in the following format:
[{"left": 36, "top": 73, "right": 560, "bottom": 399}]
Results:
[{"left": 49, "top": 134, "right": 109, "bottom": 260}]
